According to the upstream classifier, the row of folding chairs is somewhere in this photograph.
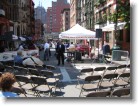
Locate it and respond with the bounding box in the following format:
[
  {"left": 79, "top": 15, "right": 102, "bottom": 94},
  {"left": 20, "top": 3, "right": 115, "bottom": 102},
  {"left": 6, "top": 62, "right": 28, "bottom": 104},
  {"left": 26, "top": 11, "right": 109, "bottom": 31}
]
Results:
[
  {"left": 79, "top": 72, "right": 130, "bottom": 97},
  {"left": 2, "top": 64, "right": 62, "bottom": 97},
  {"left": 86, "top": 87, "right": 130, "bottom": 97},
  {"left": 76, "top": 64, "right": 130, "bottom": 88}
]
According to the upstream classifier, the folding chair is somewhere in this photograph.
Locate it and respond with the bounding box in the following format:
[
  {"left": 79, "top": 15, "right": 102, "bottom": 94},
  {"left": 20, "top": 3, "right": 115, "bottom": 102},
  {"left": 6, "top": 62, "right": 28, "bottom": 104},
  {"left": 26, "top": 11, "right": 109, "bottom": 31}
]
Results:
[
  {"left": 35, "top": 65, "right": 45, "bottom": 71},
  {"left": 11, "top": 87, "right": 27, "bottom": 97},
  {"left": 111, "top": 88, "right": 130, "bottom": 97},
  {"left": 45, "top": 65, "right": 62, "bottom": 78},
  {"left": 99, "top": 73, "right": 119, "bottom": 90},
  {"left": 30, "top": 76, "right": 54, "bottom": 97},
  {"left": 14, "top": 66, "right": 29, "bottom": 75},
  {"left": 15, "top": 75, "right": 35, "bottom": 97},
  {"left": 4, "top": 65, "right": 15, "bottom": 73},
  {"left": 79, "top": 75, "right": 102, "bottom": 97},
  {"left": 116, "top": 64, "right": 127, "bottom": 74},
  {"left": 76, "top": 68, "right": 93, "bottom": 88},
  {"left": 104, "top": 66, "right": 117, "bottom": 75},
  {"left": 86, "top": 91, "right": 111, "bottom": 97},
  {"left": 26, "top": 65, "right": 36, "bottom": 69},
  {"left": 92, "top": 67, "right": 106, "bottom": 76},
  {"left": 41, "top": 70, "right": 61, "bottom": 93},
  {"left": 114, "top": 72, "right": 130, "bottom": 88},
  {"left": 28, "top": 68, "right": 41, "bottom": 77}
]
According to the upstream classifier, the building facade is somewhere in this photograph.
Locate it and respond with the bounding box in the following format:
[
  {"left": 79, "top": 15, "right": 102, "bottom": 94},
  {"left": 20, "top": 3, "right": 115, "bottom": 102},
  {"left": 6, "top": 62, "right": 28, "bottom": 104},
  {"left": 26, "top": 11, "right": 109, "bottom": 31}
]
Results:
[
  {"left": 35, "top": 6, "right": 46, "bottom": 24},
  {"left": 61, "top": 8, "right": 70, "bottom": 31},
  {"left": 46, "top": 0, "right": 70, "bottom": 33},
  {"left": 94, "top": 0, "right": 130, "bottom": 52}
]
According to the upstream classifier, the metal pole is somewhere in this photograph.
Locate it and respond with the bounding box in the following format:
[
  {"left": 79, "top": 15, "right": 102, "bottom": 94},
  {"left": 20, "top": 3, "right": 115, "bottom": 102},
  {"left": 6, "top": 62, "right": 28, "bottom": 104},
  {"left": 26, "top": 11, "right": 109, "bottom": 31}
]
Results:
[{"left": 114, "top": 0, "right": 118, "bottom": 45}]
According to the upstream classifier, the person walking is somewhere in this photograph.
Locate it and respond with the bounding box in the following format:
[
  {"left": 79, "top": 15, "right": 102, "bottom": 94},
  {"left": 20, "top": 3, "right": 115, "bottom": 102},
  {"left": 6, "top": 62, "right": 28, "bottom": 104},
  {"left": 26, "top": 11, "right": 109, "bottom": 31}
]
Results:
[
  {"left": 44, "top": 41, "right": 50, "bottom": 61},
  {"left": 56, "top": 41, "right": 65, "bottom": 66}
]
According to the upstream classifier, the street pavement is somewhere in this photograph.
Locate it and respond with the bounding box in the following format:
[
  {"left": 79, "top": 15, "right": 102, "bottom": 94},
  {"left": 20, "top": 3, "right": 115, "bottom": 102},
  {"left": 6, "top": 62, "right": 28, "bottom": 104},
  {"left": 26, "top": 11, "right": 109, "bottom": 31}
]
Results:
[{"left": 26, "top": 48, "right": 130, "bottom": 98}]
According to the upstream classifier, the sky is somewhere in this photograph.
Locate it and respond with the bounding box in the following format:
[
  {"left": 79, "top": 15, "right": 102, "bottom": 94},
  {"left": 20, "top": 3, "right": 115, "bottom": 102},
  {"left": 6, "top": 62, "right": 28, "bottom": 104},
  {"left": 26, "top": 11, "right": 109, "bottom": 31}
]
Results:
[{"left": 33, "top": 0, "right": 70, "bottom": 10}]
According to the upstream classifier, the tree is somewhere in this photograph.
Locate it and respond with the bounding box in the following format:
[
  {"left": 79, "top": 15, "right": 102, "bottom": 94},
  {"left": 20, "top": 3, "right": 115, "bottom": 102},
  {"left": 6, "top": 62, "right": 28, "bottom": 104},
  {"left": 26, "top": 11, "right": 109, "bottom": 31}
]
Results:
[{"left": 111, "top": 0, "right": 130, "bottom": 47}]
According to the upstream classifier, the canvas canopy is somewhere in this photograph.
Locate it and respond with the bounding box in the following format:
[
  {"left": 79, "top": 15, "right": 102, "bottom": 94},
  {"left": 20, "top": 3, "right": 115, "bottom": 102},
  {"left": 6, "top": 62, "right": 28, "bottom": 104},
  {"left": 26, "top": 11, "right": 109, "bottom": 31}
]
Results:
[{"left": 59, "top": 24, "right": 97, "bottom": 40}]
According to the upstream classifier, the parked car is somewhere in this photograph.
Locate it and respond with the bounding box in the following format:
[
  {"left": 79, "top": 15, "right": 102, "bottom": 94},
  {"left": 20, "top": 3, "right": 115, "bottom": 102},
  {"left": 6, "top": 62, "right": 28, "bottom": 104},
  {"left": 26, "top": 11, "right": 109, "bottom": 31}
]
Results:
[{"left": 76, "top": 44, "right": 91, "bottom": 55}]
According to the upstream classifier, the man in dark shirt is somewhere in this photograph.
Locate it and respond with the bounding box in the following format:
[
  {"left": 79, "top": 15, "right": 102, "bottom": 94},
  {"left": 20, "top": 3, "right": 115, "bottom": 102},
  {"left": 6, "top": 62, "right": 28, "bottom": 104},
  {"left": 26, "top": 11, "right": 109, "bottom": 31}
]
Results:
[{"left": 56, "top": 41, "right": 65, "bottom": 66}]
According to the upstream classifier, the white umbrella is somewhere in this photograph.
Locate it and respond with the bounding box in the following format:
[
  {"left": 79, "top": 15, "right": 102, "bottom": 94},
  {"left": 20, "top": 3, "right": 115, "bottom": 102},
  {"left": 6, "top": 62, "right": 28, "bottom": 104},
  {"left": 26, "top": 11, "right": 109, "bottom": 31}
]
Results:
[
  {"left": 19, "top": 37, "right": 26, "bottom": 41},
  {"left": 12, "top": 35, "right": 18, "bottom": 40}
]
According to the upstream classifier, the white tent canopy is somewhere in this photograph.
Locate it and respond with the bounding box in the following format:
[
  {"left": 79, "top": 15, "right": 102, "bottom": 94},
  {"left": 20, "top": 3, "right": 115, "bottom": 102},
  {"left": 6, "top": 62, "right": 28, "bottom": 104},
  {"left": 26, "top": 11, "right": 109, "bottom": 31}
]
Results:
[{"left": 59, "top": 24, "right": 96, "bottom": 40}]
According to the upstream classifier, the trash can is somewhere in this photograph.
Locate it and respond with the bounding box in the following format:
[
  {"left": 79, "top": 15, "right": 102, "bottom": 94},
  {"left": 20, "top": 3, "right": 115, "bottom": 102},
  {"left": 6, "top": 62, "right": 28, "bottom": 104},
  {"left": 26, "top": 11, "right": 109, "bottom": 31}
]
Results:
[
  {"left": 74, "top": 51, "right": 82, "bottom": 61},
  {"left": 112, "top": 45, "right": 121, "bottom": 61}
]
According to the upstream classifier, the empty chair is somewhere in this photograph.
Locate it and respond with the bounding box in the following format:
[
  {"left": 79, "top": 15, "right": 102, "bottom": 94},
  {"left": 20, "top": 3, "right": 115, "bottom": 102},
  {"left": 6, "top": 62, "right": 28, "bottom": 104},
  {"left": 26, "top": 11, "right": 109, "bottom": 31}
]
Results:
[
  {"left": 45, "top": 65, "right": 56, "bottom": 70},
  {"left": 79, "top": 75, "right": 102, "bottom": 97},
  {"left": 41, "top": 70, "right": 61, "bottom": 92},
  {"left": 86, "top": 91, "right": 111, "bottom": 97},
  {"left": 26, "top": 65, "right": 36, "bottom": 69},
  {"left": 76, "top": 68, "right": 93, "bottom": 88},
  {"left": 99, "top": 73, "right": 119, "bottom": 90},
  {"left": 104, "top": 66, "right": 117, "bottom": 75},
  {"left": 28, "top": 68, "right": 41, "bottom": 77},
  {"left": 45, "top": 65, "right": 61, "bottom": 78},
  {"left": 4, "top": 65, "right": 15, "bottom": 73},
  {"left": 15, "top": 75, "right": 34, "bottom": 95},
  {"left": 30, "top": 76, "right": 54, "bottom": 97},
  {"left": 92, "top": 67, "right": 106, "bottom": 76},
  {"left": 116, "top": 64, "right": 127, "bottom": 74},
  {"left": 3, "top": 61, "right": 14, "bottom": 66},
  {"left": 111, "top": 88, "right": 130, "bottom": 97},
  {"left": 14, "top": 66, "right": 29, "bottom": 75},
  {"left": 114, "top": 72, "right": 130, "bottom": 88},
  {"left": 35, "top": 65, "right": 45, "bottom": 71}
]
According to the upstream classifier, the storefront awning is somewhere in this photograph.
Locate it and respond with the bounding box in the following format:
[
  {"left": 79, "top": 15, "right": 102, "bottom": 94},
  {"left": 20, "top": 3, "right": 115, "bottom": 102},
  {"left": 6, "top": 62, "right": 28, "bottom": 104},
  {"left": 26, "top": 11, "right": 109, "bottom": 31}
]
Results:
[{"left": 102, "top": 22, "right": 126, "bottom": 31}]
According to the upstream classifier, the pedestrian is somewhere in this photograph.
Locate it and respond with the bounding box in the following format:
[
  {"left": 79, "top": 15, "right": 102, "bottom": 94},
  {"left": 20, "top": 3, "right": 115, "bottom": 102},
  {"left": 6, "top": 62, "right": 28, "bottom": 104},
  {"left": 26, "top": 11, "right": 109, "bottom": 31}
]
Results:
[
  {"left": 22, "top": 51, "right": 44, "bottom": 66},
  {"left": 56, "top": 40, "right": 65, "bottom": 66},
  {"left": 0, "top": 72, "right": 18, "bottom": 97},
  {"left": 14, "top": 50, "right": 23, "bottom": 65},
  {"left": 44, "top": 41, "right": 50, "bottom": 61},
  {"left": 102, "top": 41, "right": 110, "bottom": 55}
]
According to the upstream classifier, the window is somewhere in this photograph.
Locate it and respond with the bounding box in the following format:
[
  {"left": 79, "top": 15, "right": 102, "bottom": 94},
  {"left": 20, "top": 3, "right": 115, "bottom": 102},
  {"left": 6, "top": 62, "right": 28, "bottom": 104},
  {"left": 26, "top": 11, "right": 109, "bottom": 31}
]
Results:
[
  {"left": 106, "top": 32, "right": 109, "bottom": 43},
  {"left": 66, "top": 12, "right": 68, "bottom": 15}
]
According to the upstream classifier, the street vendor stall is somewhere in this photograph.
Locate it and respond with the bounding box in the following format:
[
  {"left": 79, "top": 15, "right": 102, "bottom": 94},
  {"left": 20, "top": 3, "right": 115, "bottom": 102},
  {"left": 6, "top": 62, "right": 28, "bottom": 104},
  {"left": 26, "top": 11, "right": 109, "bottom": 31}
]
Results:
[{"left": 59, "top": 24, "right": 97, "bottom": 61}]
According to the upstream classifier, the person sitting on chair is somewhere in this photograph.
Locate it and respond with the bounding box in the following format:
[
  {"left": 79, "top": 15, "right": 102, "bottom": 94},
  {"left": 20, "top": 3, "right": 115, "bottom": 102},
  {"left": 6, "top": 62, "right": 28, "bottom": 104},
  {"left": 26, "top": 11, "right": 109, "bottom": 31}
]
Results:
[
  {"left": 22, "top": 52, "right": 44, "bottom": 66},
  {"left": 0, "top": 72, "right": 18, "bottom": 97},
  {"left": 14, "top": 50, "right": 23, "bottom": 65}
]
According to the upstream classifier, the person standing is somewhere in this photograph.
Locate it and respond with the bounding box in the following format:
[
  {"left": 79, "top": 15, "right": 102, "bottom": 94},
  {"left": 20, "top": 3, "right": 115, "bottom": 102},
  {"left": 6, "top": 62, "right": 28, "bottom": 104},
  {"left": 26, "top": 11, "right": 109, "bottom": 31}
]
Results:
[
  {"left": 44, "top": 41, "right": 50, "bottom": 61},
  {"left": 56, "top": 41, "right": 65, "bottom": 66},
  {"left": 102, "top": 41, "right": 110, "bottom": 55}
]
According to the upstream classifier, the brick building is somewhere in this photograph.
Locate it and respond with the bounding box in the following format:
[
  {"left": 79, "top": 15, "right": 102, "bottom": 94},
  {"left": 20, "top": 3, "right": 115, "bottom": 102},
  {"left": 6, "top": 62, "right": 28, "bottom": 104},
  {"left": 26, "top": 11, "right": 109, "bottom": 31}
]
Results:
[{"left": 46, "top": 0, "right": 70, "bottom": 33}]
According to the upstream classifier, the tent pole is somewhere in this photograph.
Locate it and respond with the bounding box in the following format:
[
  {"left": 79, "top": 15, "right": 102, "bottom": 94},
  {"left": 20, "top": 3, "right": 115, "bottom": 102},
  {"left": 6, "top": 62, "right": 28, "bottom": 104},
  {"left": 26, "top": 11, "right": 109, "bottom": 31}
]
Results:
[{"left": 98, "top": 37, "right": 99, "bottom": 62}]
